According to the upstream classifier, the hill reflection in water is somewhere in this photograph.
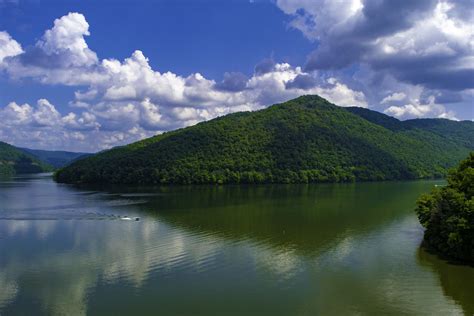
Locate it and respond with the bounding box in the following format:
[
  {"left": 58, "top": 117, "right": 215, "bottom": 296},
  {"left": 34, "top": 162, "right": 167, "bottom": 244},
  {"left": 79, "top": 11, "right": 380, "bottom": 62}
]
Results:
[{"left": 0, "top": 175, "right": 470, "bottom": 316}]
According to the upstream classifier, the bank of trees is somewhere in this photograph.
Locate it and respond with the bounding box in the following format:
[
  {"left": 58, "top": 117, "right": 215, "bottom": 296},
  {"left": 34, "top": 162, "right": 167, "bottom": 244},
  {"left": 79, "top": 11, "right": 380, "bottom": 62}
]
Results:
[{"left": 415, "top": 153, "right": 474, "bottom": 263}]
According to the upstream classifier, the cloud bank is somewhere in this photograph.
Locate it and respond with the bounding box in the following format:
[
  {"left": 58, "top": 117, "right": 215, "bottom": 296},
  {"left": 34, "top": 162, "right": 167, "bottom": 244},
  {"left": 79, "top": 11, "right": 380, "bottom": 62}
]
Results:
[
  {"left": 276, "top": 0, "right": 473, "bottom": 119},
  {"left": 0, "top": 4, "right": 472, "bottom": 151},
  {"left": 276, "top": 0, "right": 473, "bottom": 89},
  {"left": 0, "top": 12, "right": 368, "bottom": 151}
]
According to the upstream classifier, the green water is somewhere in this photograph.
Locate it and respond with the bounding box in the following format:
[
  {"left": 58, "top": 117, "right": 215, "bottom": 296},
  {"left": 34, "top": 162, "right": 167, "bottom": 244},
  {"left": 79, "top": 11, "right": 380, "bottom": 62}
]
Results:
[{"left": 0, "top": 174, "right": 472, "bottom": 315}]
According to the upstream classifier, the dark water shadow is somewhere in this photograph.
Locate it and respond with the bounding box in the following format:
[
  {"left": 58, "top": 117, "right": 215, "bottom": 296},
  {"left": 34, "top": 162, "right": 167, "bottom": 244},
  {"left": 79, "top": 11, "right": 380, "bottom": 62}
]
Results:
[
  {"left": 417, "top": 247, "right": 474, "bottom": 316},
  {"left": 113, "top": 181, "right": 440, "bottom": 256}
]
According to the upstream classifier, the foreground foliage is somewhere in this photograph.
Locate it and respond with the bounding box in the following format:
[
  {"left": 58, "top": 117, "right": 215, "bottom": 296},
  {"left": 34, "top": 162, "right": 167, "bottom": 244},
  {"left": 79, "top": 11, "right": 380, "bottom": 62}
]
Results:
[
  {"left": 55, "top": 95, "right": 473, "bottom": 185},
  {"left": 415, "top": 153, "right": 474, "bottom": 263}
]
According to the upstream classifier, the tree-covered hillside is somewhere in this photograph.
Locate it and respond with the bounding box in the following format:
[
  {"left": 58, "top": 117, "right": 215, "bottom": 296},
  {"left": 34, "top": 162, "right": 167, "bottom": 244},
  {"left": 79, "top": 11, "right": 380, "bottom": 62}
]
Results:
[
  {"left": 21, "top": 148, "right": 91, "bottom": 168},
  {"left": 347, "top": 107, "right": 474, "bottom": 148},
  {"left": 0, "top": 142, "right": 53, "bottom": 176},
  {"left": 55, "top": 95, "right": 474, "bottom": 185}
]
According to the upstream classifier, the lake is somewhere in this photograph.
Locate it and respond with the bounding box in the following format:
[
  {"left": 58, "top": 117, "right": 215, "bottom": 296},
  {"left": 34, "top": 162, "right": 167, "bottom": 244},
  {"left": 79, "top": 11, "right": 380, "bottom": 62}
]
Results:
[{"left": 0, "top": 174, "right": 472, "bottom": 316}]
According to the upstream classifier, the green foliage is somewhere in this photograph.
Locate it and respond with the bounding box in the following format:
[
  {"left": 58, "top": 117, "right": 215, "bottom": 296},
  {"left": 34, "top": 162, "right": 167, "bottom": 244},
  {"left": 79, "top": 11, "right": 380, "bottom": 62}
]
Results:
[
  {"left": 415, "top": 153, "right": 474, "bottom": 263},
  {"left": 55, "top": 95, "right": 473, "bottom": 185},
  {"left": 0, "top": 141, "right": 53, "bottom": 176}
]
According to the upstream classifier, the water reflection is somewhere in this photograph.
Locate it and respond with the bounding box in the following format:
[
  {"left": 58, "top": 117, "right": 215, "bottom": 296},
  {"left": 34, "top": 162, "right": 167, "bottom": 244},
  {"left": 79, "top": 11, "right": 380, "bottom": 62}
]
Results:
[
  {"left": 137, "top": 182, "right": 430, "bottom": 254},
  {"left": 0, "top": 175, "right": 471, "bottom": 315},
  {"left": 0, "top": 219, "right": 237, "bottom": 315},
  {"left": 418, "top": 248, "right": 474, "bottom": 316}
]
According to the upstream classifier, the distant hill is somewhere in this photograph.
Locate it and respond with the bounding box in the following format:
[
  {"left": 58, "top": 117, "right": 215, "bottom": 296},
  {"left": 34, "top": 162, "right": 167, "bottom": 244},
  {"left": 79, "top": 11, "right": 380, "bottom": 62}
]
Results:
[
  {"left": 0, "top": 141, "right": 53, "bottom": 176},
  {"left": 346, "top": 107, "right": 474, "bottom": 148},
  {"left": 21, "top": 148, "right": 92, "bottom": 168},
  {"left": 0, "top": 142, "right": 91, "bottom": 176},
  {"left": 55, "top": 95, "right": 474, "bottom": 185}
]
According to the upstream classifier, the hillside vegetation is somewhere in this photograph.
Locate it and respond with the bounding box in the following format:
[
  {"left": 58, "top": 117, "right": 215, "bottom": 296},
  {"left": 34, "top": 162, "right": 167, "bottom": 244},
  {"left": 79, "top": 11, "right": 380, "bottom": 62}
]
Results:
[
  {"left": 21, "top": 148, "right": 91, "bottom": 168},
  {"left": 55, "top": 95, "right": 474, "bottom": 185},
  {"left": 0, "top": 142, "right": 52, "bottom": 176},
  {"left": 346, "top": 107, "right": 474, "bottom": 148},
  {"left": 415, "top": 153, "right": 474, "bottom": 263}
]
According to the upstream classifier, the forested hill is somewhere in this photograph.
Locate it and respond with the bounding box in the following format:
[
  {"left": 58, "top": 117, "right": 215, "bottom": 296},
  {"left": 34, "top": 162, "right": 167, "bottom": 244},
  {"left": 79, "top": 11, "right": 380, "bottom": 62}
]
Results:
[
  {"left": 55, "top": 95, "right": 474, "bottom": 185},
  {"left": 0, "top": 141, "right": 53, "bottom": 176},
  {"left": 21, "top": 148, "right": 91, "bottom": 168},
  {"left": 346, "top": 107, "right": 474, "bottom": 148}
]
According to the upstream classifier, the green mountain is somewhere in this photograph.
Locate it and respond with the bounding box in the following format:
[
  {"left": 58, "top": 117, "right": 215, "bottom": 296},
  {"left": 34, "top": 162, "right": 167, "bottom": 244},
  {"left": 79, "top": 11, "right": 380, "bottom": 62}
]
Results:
[
  {"left": 346, "top": 107, "right": 474, "bottom": 148},
  {"left": 0, "top": 141, "right": 53, "bottom": 176},
  {"left": 21, "top": 148, "right": 91, "bottom": 168},
  {"left": 55, "top": 95, "right": 474, "bottom": 185}
]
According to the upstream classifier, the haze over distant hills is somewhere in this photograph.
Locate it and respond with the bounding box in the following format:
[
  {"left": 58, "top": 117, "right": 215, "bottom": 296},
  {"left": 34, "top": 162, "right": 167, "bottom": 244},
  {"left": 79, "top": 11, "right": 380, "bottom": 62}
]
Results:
[
  {"left": 0, "top": 141, "right": 91, "bottom": 176},
  {"left": 55, "top": 95, "right": 474, "bottom": 185},
  {"left": 0, "top": 142, "right": 53, "bottom": 176},
  {"left": 20, "top": 148, "right": 91, "bottom": 169}
]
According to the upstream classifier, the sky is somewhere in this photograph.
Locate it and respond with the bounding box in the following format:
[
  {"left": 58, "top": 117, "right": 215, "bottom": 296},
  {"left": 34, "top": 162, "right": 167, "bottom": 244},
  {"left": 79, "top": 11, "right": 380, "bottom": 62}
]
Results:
[{"left": 0, "top": 0, "right": 473, "bottom": 152}]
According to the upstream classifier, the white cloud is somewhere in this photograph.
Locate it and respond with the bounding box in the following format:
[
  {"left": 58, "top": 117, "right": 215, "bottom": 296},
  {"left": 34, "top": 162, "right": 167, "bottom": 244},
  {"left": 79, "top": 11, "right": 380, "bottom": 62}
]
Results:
[
  {"left": 384, "top": 95, "right": 457, "bottom": 120},
  {"left": 276, "top": 0, "right": 474, "bottom": 91},
  {"left": 1, "top": 101, "right": 32, "bottom": 124},
  {"left": 0, "top": 99, "right": 62, "bottom": 128},
  {"left": 381, "top": 92, "right": 407, "bottom": 104},
  {"left": 3, "top": 12, "right": 103, "bottom": 86},
  {"left": 276, "top": 0, "right": 364, "bottom": 41},
  {"left": 247, "top": 64, "right": 367, "bottom": 107},
  {"left": 138, "top": 98, "right": 163, "bottom": 130},
  {"left": 0, "top": 12, "right": 395, "bottom": 152},
  {"left": 0, "top": 1, "right": 471, "bottom": 153},
  {"left": 318, "top": 78, "right": 368, "bottom": 107},
  {"left": 32, "top": 99, "right": 62, "bottom": 127},
  {"left": 0, "top": 31, "right": 22, "bottom": 63},
  {"left": 62, "top": 112, "right": 100, "bottom": 131},
  {"left": 36, "top": 12, "right": 97, "bottom": 67},
  {"left": 0, "top": 99, "right": 101, "bottom": 151},
  {"left": 104, "top": 85, "right": 137, "bottom": 100}
]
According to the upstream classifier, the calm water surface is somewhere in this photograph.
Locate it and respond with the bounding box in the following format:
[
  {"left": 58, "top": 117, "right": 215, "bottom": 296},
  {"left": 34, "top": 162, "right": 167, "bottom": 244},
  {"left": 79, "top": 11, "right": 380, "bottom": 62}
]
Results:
[{"left": 0, "top": 174, "right": 472, "bottom": 315}]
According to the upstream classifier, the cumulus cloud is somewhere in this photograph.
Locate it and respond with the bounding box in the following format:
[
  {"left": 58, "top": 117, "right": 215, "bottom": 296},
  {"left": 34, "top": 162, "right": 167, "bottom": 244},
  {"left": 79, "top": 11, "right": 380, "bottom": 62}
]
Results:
[
  {"left": 36, "top": 12, "right": 97, "bottom": 67},
  {"left": 0, "top": 99, "right": 157, "bottom": 152},
  {"left": 381, "top": 92, "right": 407, "bottom": 104},
  {"left": 0, "top": 31, "right": 22, "bottom": 63},
  {"left": 3, "top": 12, "right": 102, "bottom": 85},
  {"left": 0, "top": 99, "right": 91, "bottom": 150},
  {"left": 62, "top": 112, "right": 100, "bottom": 131},
  {"left": 0, "top": 12, "right": 372, "bottom": 151},
  {"left": 276, "top": 0, "right": 474, "bottom": 91},
  {"left": 384, "top": 95, "right": 457, "bottom": 120},
  {"left": 31, "top": 99, "right": 62, "bottom": 127}
]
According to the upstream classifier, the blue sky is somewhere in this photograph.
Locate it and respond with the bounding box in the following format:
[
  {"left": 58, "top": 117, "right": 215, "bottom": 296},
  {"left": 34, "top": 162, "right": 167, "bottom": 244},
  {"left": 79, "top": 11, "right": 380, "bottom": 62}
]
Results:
[
  {"left": 0, "top": 0, "right": 473, "bottom": 151},
  {"left": 0, "top": 1, "right": 311, "bottom": 105},
  {"left": 1, "top": 0, "right": 313, "bottom": 76}
]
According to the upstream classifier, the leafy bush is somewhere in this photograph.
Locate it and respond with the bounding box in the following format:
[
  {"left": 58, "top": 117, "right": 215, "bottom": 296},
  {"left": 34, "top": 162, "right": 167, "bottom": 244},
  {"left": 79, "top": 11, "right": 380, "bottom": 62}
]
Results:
[{"left": 415, "top": 152, "right": 474, "bottom": 263}]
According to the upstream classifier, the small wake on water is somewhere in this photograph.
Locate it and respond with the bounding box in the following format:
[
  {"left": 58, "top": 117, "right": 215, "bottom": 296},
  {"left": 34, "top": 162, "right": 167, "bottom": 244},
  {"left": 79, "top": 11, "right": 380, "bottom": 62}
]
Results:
[{"left": 0, "top": 209, "right": 141, "bottom": 221}]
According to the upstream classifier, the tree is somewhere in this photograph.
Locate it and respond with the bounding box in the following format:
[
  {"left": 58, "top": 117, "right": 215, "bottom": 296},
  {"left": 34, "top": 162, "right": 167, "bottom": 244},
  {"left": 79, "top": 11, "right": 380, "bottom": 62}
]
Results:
[{"left": 415, "top": 152, "right": 474, "bottom": 263}]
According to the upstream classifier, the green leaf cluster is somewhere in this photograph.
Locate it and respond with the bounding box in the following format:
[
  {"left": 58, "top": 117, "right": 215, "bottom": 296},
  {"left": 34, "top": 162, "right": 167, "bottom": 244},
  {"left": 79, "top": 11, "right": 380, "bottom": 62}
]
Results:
[{"left": 415, "top": 153, "right": 474, "bottom": 263}]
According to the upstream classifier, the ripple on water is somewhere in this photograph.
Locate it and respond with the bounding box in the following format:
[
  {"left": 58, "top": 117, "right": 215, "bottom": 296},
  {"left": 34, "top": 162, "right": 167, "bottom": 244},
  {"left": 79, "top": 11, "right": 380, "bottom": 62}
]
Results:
[{"left": 0, "top": 178, "right": 470, "bottom": 316}]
